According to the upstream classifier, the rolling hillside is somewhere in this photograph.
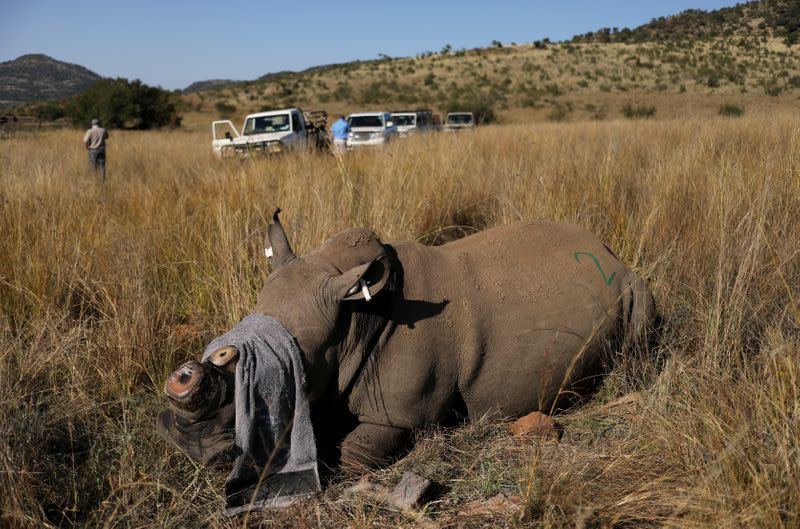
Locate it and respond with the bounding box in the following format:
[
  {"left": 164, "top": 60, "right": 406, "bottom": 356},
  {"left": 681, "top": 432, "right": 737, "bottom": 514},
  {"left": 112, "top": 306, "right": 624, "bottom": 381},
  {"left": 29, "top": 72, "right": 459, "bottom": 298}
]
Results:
[
  {"left": 185, "top": 0, "right": 800, "bottom": 124},
  {"left": 572, "top": 0, "right": 800, "bottom": 44},
  {"left": 0, "top": 54, "right": 101, "bottom": 108}
]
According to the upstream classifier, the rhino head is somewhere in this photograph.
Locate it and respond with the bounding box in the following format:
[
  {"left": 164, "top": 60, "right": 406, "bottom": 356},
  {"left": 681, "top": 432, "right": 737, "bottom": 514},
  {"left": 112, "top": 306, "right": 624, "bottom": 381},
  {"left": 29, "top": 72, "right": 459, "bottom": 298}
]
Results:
[{"left": 158, "top": 210, "right": 394, "bottom": 465}]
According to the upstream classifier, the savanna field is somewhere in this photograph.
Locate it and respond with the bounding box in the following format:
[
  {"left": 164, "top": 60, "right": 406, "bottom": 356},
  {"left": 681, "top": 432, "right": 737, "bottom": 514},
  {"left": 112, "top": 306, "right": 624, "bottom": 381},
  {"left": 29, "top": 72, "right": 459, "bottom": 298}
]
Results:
[{"left": 1, "top": 110, "right": 799, "bottom": 528}]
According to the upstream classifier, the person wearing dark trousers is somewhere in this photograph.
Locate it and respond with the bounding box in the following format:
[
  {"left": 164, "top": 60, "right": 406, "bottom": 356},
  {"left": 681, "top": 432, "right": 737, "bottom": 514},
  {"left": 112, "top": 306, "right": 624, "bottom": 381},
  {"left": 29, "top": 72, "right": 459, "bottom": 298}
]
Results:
[{"left": 83, "top": 118, "right": 109, "bottom": 181}]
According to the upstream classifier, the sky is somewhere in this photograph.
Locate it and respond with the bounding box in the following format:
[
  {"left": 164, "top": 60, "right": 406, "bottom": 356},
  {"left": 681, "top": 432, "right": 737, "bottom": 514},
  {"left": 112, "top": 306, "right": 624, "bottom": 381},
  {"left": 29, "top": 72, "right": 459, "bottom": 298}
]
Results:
[{"left": 1, "top": 0, "right": 740, "bottom": 90}]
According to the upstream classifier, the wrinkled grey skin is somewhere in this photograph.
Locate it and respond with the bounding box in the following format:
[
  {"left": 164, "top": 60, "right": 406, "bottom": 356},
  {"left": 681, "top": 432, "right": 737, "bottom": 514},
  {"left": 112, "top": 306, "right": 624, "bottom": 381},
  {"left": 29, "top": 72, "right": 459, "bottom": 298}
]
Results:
[
  {"left": 251, "top": 212, "right": 655, "bottom": 468},
  {"left": 159, "top": 211, "right": 656, "bottom": 470}
]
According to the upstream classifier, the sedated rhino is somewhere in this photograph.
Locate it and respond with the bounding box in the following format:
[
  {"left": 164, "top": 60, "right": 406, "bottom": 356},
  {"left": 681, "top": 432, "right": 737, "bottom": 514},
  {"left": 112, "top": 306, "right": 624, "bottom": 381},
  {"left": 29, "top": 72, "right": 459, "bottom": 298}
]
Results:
[{"left": 158, "top": 210, "right": 655, "bottom": 509}]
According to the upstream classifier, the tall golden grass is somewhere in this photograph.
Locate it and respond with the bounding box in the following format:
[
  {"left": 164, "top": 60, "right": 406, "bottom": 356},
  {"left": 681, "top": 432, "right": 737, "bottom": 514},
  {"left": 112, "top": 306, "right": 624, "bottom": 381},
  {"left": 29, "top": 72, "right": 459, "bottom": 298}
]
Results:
[{"left": 1, "top": 114, "right": 798, "bottom": 527}]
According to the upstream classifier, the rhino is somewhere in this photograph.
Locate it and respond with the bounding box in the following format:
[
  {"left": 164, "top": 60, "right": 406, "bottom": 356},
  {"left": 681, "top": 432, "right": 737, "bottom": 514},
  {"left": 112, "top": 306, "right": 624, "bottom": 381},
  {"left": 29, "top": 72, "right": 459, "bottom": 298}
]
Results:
[{"left": 158, "top": 211, "right": 655, "bottom": 488}]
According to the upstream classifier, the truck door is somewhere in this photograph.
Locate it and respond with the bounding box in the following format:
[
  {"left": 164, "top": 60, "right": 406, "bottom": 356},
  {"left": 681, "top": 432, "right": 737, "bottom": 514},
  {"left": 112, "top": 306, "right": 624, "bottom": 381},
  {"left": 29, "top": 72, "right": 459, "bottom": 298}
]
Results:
[
  {"left": 291, "top": 111, "right": 307, "bottom": 148},
  {"left": 212, "top": 120, "right": 239, "bottom": 157}
]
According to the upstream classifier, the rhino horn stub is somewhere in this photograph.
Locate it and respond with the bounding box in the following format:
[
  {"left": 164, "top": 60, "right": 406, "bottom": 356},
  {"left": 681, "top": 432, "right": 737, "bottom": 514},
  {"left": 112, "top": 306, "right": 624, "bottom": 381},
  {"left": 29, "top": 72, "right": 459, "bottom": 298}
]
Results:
[
  {"left": 266, "top": 208, "right": 296, "bottom": 268},
  {"left": 165, "top": 361, "right": 203, "bottom": 400},
  {"left": 209, "top": 345, "right": 239, "bottom": 369}
]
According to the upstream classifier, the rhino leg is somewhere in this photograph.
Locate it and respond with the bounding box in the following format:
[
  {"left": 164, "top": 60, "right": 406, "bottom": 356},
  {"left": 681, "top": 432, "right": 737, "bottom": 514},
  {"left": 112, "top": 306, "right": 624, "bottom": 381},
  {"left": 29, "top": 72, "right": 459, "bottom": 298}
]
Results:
[{"left": 340, "top": 423, "right": 411, "bottom": 471}]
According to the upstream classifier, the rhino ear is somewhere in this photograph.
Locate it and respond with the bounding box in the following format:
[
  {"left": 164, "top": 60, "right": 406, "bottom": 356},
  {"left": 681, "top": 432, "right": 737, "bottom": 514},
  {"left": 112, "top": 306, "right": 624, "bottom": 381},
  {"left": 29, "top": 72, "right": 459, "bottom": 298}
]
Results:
[{"left": 332, "top": 256, "right": 392, "bottom": 302}]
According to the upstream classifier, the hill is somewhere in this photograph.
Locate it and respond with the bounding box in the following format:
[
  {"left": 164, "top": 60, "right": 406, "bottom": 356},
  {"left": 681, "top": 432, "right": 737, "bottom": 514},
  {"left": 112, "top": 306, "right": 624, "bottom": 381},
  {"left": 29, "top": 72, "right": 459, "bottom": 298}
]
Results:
[
  {"left": 0, "top": 54, "right": 101, "bottom": 108},
  {"left": 179, "top": 1, "right": 798, "bottom": 125},
  {"left": 182, "top": 78, "right": 242, "bottom": 93},
  {"left": 187, "top": 37, "right": 799, "bottom": 125},
  {"left": 572, "top": 0, "right": 800, "bottom": 44}
]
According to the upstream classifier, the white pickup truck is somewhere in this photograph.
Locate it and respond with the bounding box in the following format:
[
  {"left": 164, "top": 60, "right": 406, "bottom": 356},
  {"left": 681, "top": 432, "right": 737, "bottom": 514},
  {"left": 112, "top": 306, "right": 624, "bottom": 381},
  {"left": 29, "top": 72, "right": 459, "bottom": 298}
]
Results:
[{"left": 212, "top": 108, "right": 327, "bottom": 158}]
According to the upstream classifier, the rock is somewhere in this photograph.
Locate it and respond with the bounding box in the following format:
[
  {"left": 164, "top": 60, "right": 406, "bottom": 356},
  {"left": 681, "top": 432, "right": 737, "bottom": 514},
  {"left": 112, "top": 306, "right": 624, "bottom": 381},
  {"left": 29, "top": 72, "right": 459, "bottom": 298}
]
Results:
[
  {"left": 508, "top": 411, "right": 561, "bottom": 439},
  {"left": 390, "top": 471, "right": 433, "bottom": 509},
  {"left": 459, "top": 493, "right": 524, "bottom": 516},
  {"left": 344, "top": 471, "right": 436, "bottom": 511}
]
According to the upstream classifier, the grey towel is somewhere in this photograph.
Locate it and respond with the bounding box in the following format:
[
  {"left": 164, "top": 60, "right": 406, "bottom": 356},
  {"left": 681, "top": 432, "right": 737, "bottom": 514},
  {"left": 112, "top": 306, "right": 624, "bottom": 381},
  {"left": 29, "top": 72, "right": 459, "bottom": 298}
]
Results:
[{"left": 202, "top": 314, "right": 321, "bottom": 514}]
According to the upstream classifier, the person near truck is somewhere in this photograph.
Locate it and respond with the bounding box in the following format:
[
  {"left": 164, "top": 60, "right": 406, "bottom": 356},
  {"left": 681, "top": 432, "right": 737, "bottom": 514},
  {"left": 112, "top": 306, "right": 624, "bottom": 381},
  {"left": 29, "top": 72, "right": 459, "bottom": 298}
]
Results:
[
  {"left": 83, "top": 118, "right": 109, "bottom": 182},
  {"left": 331, "top": 115, "right": 350, "bottom": 154}
]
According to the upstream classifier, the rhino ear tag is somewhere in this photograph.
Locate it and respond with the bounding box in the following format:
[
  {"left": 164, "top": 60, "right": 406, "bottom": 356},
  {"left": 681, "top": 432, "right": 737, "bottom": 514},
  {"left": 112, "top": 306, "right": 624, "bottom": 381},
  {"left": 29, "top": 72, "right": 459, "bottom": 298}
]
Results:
[
  {"left": 344, "top": 279, "right": 373, "bottom": 301},
  {"left": 360, "top": 279, "right": 372, "bottom": 302},
  {"left": 265, "top": 246, "right": 273, "bottom": 258}
]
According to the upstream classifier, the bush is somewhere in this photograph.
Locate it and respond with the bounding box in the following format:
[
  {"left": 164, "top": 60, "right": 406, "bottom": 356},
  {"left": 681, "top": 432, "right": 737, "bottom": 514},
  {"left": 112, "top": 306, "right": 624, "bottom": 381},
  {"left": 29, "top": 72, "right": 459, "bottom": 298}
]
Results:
[
  {"left": 67, "top": 78, "right": 181, "bottom": 129},
  {"left": 622, "top": 104, "right": 656, "bottom": 119},
  {"left": 359, "top": 82, "right": 389, "bottom": 105},
  {"left": 215, "top": 101, "right": 237, "bottom": 117},
  {"left": 718, "top": 104, "right": 744, "bottom": 117},
  {"left": 547, "top": 106, "right": 569, "bottom": 122},
  {"left": 33, "top": 101, "right": 66, "bottom": 122}
]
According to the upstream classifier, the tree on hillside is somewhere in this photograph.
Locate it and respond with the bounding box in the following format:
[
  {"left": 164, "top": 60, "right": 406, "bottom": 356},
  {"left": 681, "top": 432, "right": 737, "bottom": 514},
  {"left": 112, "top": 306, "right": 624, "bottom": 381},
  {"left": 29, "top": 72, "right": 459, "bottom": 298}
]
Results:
[{"left": 67, "top": 78, "right": 181, "bottom": 129}]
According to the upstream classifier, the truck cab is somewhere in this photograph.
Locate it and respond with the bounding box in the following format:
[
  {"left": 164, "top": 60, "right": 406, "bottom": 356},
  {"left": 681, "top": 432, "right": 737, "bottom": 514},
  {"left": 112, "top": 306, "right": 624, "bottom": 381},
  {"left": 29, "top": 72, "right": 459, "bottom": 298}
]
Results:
[
  {"left": 443, "top": 112, "right": 476, "bottom": 132},
  {"left": 212, "top": 108, "right": 309, "bottom": 158},
  {"left": 391, "top": 109, "right": 435, "bottom": 137},
  {"left": 346, "top": 112, "right": 397, "bottom": 149}
]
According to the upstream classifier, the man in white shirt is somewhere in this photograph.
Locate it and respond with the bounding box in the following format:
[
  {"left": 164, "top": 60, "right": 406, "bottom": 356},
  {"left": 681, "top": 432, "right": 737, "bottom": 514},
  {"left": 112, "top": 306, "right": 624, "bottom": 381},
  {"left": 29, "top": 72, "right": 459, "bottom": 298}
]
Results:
[{"left": 82, "top": 118, "right": 109, "bottom": 181}]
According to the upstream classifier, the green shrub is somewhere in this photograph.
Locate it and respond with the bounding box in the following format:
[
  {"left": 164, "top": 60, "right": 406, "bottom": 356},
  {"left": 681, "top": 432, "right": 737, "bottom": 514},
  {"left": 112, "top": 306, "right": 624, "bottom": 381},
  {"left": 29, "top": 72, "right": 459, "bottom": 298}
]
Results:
[
  {"left": 719, "top": 104, "right": 744, "bottom": 117},
  {"left": 215, "top": 101, "right": 237, "bottom": 117},
  {"left": 622, "top": 104, "right": 656, "bottom": 119},
  {"left": 359, "top": 82, "right": 389, "bottom": 105},
  {"left": 68, "top": 78, "right": 181, "bottom": 129},
  {"left": 547, "top": 106, "right": 569, "bottom": 122},
  {"left": 765, "top": 84, "right": 783, "bottom": 96}
]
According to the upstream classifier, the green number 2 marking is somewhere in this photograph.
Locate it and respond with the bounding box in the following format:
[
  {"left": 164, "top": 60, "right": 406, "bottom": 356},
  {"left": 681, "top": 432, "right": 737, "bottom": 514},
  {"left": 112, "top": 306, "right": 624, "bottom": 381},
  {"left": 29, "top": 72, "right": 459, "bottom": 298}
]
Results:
[{"left": 574, "top": 252, "right": 617, "bottom": 286}]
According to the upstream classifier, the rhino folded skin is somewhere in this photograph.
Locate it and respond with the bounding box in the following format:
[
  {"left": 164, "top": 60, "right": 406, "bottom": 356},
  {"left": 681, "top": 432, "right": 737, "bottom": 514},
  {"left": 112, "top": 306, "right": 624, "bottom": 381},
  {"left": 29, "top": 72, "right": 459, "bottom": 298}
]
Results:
[{"left": 156, "top": 403, "right": 237, "bottom": 467}]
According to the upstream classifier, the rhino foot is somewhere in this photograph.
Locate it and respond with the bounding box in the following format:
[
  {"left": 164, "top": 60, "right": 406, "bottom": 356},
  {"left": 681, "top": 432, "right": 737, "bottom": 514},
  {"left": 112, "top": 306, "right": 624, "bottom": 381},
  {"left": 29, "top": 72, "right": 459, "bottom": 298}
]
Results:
[{"left": 341, "top": 423, "right": 411, "bottom": 472}]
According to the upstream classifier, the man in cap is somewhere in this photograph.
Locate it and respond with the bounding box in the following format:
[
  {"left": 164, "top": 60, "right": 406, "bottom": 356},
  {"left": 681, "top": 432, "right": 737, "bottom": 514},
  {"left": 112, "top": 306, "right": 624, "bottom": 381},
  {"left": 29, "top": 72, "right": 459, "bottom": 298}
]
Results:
[{"left": 83, "top": 118, "right": 110, "bottom": 181}]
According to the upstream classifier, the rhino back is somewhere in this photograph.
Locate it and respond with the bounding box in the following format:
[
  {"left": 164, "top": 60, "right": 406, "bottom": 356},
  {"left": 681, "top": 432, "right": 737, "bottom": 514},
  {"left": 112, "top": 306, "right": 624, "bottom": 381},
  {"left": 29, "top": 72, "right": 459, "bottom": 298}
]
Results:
[{"left": 352, "top": 221, "right": 647, "bottom": 426}]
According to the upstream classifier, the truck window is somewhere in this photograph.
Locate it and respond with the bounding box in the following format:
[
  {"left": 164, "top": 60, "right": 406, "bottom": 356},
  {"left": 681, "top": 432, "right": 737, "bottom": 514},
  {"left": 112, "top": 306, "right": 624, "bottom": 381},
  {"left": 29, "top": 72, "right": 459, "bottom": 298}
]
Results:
[
  {"left": 350, "top": 115, "right": 384, "bottom": 128},
  {"left": 244, "top": 114, "right": 290, "bottom": 135},
  {"left": 392, "top": 115, "right": 416, "bottom": 127}
]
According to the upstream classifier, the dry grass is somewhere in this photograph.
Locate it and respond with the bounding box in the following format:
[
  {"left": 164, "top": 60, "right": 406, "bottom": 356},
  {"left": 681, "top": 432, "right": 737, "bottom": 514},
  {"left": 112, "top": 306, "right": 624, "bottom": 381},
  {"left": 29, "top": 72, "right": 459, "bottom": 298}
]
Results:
[{"left": 1, "top": 113, "right": 799, "bottom": 528}]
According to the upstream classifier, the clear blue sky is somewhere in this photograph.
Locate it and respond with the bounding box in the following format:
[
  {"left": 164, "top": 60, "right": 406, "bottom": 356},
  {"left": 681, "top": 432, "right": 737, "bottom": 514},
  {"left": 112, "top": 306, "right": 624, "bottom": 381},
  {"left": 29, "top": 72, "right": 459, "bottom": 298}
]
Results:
[{"left": 1, "top": 0, "right": 739, "bottom": 90}]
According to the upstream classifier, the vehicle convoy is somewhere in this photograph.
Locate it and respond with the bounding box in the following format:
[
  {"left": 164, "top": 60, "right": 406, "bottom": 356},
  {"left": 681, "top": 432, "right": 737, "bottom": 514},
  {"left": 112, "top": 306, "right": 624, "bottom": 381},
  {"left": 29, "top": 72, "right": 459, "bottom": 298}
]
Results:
[
  {"left": 212, "top": 108, "right": 327, "bottom": 158},
  {"left": 346, "top": 112, "right": 397, "bottom": 149},
  {"left": 390, "top": 109, "right": 438, "bottom": 137},
  {"left": 444, "top": 111, "right": 476, "bottom": 132}
]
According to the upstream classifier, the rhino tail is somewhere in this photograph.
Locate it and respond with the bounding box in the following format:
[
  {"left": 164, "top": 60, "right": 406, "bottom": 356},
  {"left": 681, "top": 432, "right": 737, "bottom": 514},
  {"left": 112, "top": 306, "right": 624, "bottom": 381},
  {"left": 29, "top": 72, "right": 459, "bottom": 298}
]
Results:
[{"left": 621, "top": 271, "right": 657, "bottom": 355}]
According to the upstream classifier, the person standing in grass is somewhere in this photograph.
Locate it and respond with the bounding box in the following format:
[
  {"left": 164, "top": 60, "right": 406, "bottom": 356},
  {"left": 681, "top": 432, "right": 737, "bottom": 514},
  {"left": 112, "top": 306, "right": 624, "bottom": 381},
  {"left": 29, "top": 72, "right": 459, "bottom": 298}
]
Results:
[
  {"left": 83, "top": 118, "right": 109, "bottom": 182},
  {"left": 331, "top": 115, "right": 350, "bottom": 154}
]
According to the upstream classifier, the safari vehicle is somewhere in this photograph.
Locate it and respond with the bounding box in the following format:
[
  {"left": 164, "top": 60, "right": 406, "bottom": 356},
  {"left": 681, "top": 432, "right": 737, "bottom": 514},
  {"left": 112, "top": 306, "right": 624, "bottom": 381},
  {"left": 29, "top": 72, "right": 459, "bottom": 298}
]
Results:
[
  {"left": 346, "top": 112, "right": 397, "bottom": 149},
  {"left": 390, "top": 109, "right": 437, "bottom": 137},
  {"left": 212, "top": 108, "right": 327, "bottom": 158},
  {"left": 443, "top": 111, "right": 475, "bottom": 132}
]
